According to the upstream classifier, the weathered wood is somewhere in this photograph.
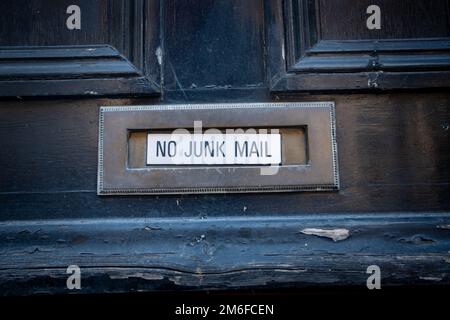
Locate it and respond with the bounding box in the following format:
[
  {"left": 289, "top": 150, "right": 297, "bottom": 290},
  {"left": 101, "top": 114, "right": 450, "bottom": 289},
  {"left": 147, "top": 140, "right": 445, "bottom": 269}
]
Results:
[
  {"left": 272, "top": 71, "right": 450, "bottom": 91},
  {"left": 318, "top": 0, "right": 450, "bottom": 40},
  {"left": 0, "top": 77, "right": 156, "bottom": 98},
  {"left": 1, "top": 93, "right": 449, "bottom": 219},
  {"left": 163, "top": 0, "right": 265, "bottom": 91},
  {"left": 1, "top": 213, "right": 449, "bottom": 295},
  {"left": 0, "top": 0, "right": 160, "bottom": 97},
  {"left": 0, "top": 0, "right": 450, "bottom": 296},
  {"left": 267, "top": 0, "right": 450, "bottom": 91}
]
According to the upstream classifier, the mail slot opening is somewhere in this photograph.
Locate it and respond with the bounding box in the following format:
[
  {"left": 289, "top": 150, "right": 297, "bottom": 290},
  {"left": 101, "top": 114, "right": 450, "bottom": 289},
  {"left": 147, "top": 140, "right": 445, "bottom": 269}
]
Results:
[
  {"left": 99, "top": 103, "right": 337, "bottom": 195},
  {"left": 127, "top": 127, "right": 308, "bottom": 169}
]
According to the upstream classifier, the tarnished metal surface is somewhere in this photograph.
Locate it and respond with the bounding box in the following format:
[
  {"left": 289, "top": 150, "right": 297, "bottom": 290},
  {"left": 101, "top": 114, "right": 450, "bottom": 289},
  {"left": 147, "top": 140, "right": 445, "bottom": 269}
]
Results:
[{"left": 98, "top": 102, "right": 339, "bottom": 195}]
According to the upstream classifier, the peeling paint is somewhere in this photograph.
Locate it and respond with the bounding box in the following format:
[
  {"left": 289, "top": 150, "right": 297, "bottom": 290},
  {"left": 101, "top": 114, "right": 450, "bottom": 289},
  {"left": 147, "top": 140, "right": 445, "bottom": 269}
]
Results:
[
  {"left": 300, "top": 228, "right": 350, "bottom": 242},
  {"left": 28, "top": 247, "right": 40, "bottom": 254},
  {"left": 419, "top": 276, "right": 443, "bottom": 282},
  {"left": 176, "top": 199, "right": 184, "bottom": 210},
  {"left": 143, "top": 226, "right": 162, "bottom": 231},
  {"left": 189, "top": 234, "right": 206, "bottom": 246},
  {"left": 109, "top": 272, "right": 164, "bottom": 281},
  {"left": 399, "top": 235, "right": 435, "bottom": 244},
  {"left": 155, "top": 46, "right": 162, "bottom": 65},
  {"left": 368, "top": 71, "right": 383, "bottom": 89}
]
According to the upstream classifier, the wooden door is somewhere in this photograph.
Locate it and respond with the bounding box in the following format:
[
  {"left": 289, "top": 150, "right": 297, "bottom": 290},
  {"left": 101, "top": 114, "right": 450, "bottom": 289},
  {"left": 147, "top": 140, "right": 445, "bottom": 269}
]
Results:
[{"left": 0, "top": 0, "right": 449, "bottom": 295}]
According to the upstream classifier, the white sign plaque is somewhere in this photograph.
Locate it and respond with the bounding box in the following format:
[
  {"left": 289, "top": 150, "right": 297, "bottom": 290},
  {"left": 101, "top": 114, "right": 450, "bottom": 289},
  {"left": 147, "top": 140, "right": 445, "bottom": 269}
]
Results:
[{"left": 147, "top": 133, "right": 282, "bottom": 165}]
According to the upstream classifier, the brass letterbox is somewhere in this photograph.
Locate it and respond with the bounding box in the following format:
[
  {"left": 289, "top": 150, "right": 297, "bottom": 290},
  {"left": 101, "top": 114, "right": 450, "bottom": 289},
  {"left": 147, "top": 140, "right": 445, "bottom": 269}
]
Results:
[{"left": 98, "top": 102, "right": 339, "bottom": 195}]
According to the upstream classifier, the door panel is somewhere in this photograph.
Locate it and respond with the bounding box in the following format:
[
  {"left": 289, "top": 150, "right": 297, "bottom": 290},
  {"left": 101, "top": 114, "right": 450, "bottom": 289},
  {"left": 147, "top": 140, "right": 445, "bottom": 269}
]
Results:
[
  {"left": 0, "top": 0, "right": 160, "bottom": 97},
  {"left": 267, "top": 0, "right": 450, "bottom": 91},
  {"left": 319, "top": 0, "right": 450, "bottom": 40},
  {"left": 0, "top": 0, "right": 449, "bottom": 294}
]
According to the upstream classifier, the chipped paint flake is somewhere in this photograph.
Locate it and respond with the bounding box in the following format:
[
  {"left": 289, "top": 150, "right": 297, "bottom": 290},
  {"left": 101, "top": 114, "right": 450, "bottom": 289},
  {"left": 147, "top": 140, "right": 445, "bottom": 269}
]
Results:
[
  {"left": 419, "top": 276, "right": 443, "bottom": 282},
  {"left": 109, "top": 272, "right": 164, "bottom": 281},
  {"left": 399, "top": 235, "right": 435, "bottom": 244},
  {"left": 155, "top": 46, "right": 163, "bottom": 65},
  {"left": 300, "top": 228, "right": 350, "bottom": 242},
  {"left": 143, "top": 226, "right": 162, "bottom": 231},
  {"left": 437, "top": 224, "right": 450, "bottom": 230}
]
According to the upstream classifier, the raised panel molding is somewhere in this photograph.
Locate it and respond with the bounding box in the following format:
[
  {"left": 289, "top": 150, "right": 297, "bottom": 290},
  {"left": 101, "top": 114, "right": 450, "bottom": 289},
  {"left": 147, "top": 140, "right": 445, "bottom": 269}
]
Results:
[
  {"left": 0, "top": 45, "right": 157, "bottom": 97},
  {"left": 266, "top": 0, "right": 450, "bottom": 92},
  {"left": 0, "top": 0, "right": 160, "bottom": 97}
]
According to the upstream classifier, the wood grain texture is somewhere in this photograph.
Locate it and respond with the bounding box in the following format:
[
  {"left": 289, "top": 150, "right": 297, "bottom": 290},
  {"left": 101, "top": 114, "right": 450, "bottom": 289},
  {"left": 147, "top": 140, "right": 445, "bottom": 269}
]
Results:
[
  {"left": 1, "top": 0, "right": 450, "bottom": 294},
  {"left": 0, "top": 46, "right": 158, "bottom": 97},
  {"left": 1, "top": 213, "right": 449, "bottom": 295},
  {"left": 269, "top": 0, "right": 450, "bottom": 91},
  {"left": 0, "top": 0, "right": 161, "bottom": 97},
  {"left": 0, "top": 0, "right": 110, "bottom": 46},
  {"left": 319, "top": 0, "right": 450, "bottom": 40},
  {"left": 0, "top": 92, "right": 449, "bottom": 220},
  {"left": 163, "top": 0, "right": 265, "bottom": 91}
]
